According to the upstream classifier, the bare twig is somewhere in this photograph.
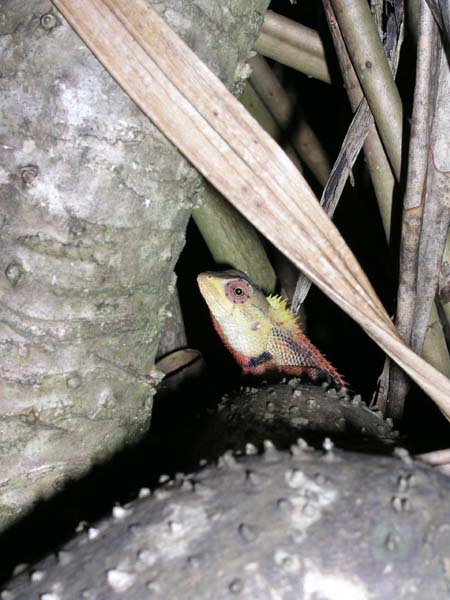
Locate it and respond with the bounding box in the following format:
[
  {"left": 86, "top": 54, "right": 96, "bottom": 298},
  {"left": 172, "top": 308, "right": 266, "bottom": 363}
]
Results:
[
  {"left": 319, "top": 102, "right": 371, "bottom": 218},
  {"left": 193, "top": 184, "right": 276, "bottom": 293},
  {"left": 240, "top": 81, "right": 285, "bottom": 141},
  {"left": 425, "top": 0, "right": 450, "bottom": 354},
  {"left": 293, "top": 99, "right": 373, "bottom": 309},
  {"left": 404, "top": 5, "right": 437, "bottom": 190},
  {"left": 192, "top": 75, "right": 278, "bottom": 293},
  {"left": 391, "top": 21, "right": 450, "bottom": 415},
  {"left": 438, "top": 243, "right": 450, "bottom": 331},
  {"left": 293, "top": 0, "right": 403, "bottom": 311},
  {"left": 254, "top": 32, "right": 332, "bottom": 84},
  {"left": 330, "top": 0, "right": 403, "bottom": 179},
  {"left": 412, "top": 47, "right": 450, "bottom": 354},
  {"left": 324, "top": 0, "right": 450, "bottom": 416},
  {"left": 254, "top": 11, "right": 332, "bottom": 84},
  {"left": 421, "top": 303, "right": 450, "bottom": 379},
  {"left": 261, "top": 10, "right": 326, "bottom": 58},
  {"left": 53, "top": 0, "right": 450, "bottom": 417},
  {"left": 387, "top": 0, "right": 438, "bottom": 418},
  {"left": 323, "top": 0, "right": 397, "bottom": 238},
  {"left": 240, "top": 81, "right": 304, "bottom": 172},
  {"left": 249, "top": 55, "right": 330, "bottom": 187}
]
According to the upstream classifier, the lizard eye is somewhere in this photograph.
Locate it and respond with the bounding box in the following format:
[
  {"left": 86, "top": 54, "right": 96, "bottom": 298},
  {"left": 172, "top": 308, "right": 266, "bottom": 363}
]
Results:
[{"left": 225, "top": 280, "right": 249, "bottom": 303}]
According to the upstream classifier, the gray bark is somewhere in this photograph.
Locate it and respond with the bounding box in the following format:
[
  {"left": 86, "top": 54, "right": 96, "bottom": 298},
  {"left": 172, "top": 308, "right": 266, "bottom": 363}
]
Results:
[
  {"left": 0, "top": 0, "right": 270, "bottom": 531},
  {"left": 3, "top": 445, "right": 450, "bottom": 599},
  {"left": 156, "top": 288, "right": 187, "bottom": 358}
]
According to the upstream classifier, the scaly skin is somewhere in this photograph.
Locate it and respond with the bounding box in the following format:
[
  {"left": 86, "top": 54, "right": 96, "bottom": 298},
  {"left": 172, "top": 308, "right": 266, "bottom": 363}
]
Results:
[{"left": 197, "top": 270, "right": 347, "bottom": 389}]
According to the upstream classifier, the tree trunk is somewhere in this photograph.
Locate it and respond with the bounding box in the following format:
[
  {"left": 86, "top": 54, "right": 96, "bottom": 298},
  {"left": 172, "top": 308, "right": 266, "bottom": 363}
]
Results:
[
  {"left": 5, "top": 445, "right": 450, "bottom": 599},
  {"left": 0, "top": 0, "right": 269, "bottom": 530}
]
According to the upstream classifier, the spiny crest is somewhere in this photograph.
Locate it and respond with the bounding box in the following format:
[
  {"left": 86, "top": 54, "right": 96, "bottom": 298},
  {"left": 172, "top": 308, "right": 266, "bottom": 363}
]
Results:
[{"left": 266, "top": 294, "right": 299, "bottom": 329}]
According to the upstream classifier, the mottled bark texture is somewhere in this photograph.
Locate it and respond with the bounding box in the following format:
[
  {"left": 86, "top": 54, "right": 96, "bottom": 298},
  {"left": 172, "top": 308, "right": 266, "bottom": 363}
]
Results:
[
  {"left": 0, "top": 0, "right": 270, "bottom": 530},
  {"left": 4, "top": 447, "right": 450, "bottom": 599}
]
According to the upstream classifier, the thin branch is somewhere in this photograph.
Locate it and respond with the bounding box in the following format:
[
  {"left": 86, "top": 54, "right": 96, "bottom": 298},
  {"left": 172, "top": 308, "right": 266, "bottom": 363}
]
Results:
[
  {"left": 330, "top": 0, "right": 403, "bottom": 179},
  {"left": 387, "top": 0, "right": 438, "bottom": 418},
  {"left": 255, "top": 11, "right": 332, "bottom": 84},
  {"left": 293, "top": 0, "right": 403, "bottom": 311},
  {"left": 323, "top": 0, "right": 396, "bottom": 240},
  {"left": 438, "top": 243, "right": 450, "bottom": 332},
  {"left": 193, "top": 184, "right": 277, "bottom": 294},
  {"left": 240, "top": 81, "right": 304, "bottom": 172},
  {"left": 254, "top": 32, "right": 332, "bottom": 84},
  {"left": 412, "top": 48, "right": 450, "bottom": 354},
  {"left": 421, "top": 303, "right": 450, "bottom": 379},
  {"left": 293, "top": 99, "right": 373, "bottom": 309},
  {"left": 261, "top": 10, "right": 326, "bottom": 58},
  {"left": 249, "top": 55, "right": 330, "bottom": 187}
]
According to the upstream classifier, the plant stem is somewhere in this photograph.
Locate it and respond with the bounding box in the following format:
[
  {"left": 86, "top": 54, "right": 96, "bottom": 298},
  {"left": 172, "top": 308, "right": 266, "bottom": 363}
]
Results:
[
  {"left": 330, "top": 0, "right": 403, "bottom": 179},
  {"left": 254, "top": 12, "right": 332, "bottom": 83},
  {"left": 249, "top": 55, "right": 330, "bottom": 186}
]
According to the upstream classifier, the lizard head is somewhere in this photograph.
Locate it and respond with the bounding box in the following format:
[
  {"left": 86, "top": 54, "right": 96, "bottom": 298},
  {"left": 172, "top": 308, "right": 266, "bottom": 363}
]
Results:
[
  {"left": 197, "top": 270, "right": 273, "bottom": 358},
  {"left": 197, "top": 269, "right": 267, "bottom": 318}
]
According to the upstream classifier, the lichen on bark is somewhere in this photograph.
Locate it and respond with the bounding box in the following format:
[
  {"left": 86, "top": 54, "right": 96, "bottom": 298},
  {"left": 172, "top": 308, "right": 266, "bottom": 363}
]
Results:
[{"left": 0, "top": 0, "right": 270, "bottom": 530}]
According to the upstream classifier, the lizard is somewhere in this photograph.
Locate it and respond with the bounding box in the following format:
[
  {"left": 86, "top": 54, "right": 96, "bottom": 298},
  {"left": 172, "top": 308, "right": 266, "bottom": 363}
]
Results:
[{"left": 197, "top": 269, "right": 347, "bottom": 390}]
